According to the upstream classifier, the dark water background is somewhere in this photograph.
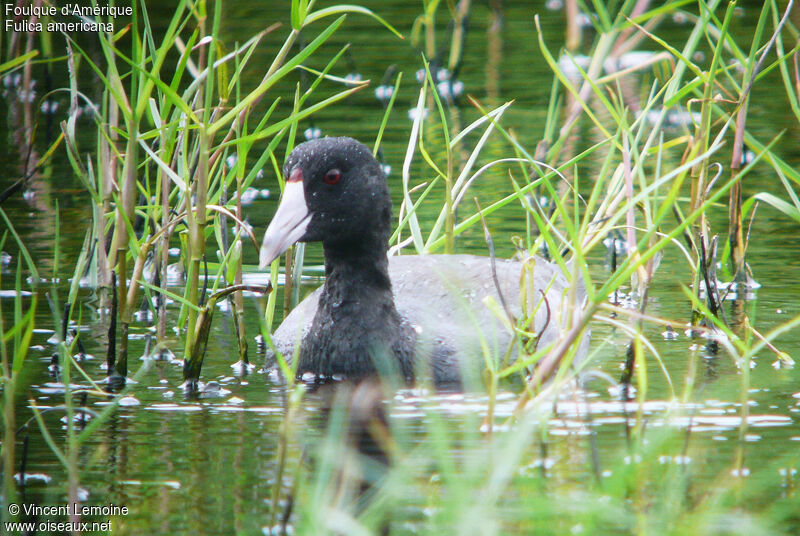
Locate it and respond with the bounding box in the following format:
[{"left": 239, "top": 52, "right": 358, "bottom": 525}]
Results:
[{"left": 2, "top": 1, "right": 800, "bottom": 533}]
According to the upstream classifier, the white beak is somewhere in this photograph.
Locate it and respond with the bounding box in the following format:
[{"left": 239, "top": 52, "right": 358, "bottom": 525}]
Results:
[{"left": 259, "top": 180, "right": 311, "bottom": 269}]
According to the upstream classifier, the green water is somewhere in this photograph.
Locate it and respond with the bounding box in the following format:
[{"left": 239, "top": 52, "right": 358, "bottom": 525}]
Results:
[{"left": 2, "top": 1, "right": 800, "bottom": 534}]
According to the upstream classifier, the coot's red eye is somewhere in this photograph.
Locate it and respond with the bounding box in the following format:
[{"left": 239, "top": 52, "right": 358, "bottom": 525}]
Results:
[{"left": 324, "top": 169, "right": 341, "bottom": 185}]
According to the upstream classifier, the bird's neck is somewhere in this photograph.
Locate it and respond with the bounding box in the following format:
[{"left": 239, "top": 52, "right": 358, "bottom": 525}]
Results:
[
  {"left": 323, "top": 240, "right": 392, "bottom": 294},
  {"left": 298, "top": 240, "right": 415, "bottom": 381}
]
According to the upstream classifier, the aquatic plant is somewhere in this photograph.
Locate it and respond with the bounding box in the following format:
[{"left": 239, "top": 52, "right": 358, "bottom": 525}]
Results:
[
  {"left": 266, "top": 0, "right": 800, "bottom": 533},
  {"left": 1, "top": 0, "right": 800, "bottom": 534},
  {"left": 43, "top": 0, "right": 401, "bottom": 387}
]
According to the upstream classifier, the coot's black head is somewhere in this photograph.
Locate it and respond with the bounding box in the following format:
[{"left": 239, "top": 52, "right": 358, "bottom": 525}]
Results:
[{"left": 259, "top": 137, "right": 392, "bottom": 268}]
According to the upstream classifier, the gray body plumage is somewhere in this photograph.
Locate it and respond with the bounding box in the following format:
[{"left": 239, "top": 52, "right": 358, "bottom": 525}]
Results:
[
  {"left": 260, "top": 137, "right": 588, "bottom": 387},
  {"left": 269, "top": 254, "right": 586, "bottom": 386}
]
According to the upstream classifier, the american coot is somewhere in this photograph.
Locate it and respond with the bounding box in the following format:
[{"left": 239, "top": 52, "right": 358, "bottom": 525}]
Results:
[{"left": 260, "top": 137, "right": 587, "bottom": 386}]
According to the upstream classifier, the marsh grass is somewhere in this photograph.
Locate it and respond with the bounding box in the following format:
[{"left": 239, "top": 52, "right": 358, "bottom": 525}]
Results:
[
  {"left": 0, "top": 210, "right": 149, "bottom": 526},
  {"left": 2, "top": 0, "right": 800, "bottom": 534},
  {"left": 39, "top": 0, "right": 401, "bottom": 387},
  {"left": 0, "top": 226, "right": 36, "bottom": 515},
  {"left": 263, "top": 1, "right": 800, "bottom": 533}
]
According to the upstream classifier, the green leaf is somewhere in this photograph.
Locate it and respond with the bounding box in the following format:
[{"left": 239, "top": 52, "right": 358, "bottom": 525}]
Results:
[
  {"left": 304, "top": 5, "right": 403, "bottom": 39},
  {"left": 208, "top": 16, "right": 346, "bottom": 136},
  {"left": 750, "top": 192, "right": 800, "bottom": 223},
  {"left": 0, "top": 50, "right": 39, "bottom": 74}
]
